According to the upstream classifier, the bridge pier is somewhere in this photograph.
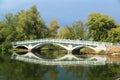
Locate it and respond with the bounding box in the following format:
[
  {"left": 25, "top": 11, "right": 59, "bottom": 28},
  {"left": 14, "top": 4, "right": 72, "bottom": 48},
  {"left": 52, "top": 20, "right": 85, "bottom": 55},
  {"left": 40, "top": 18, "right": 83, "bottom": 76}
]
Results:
[
  {"left": 67, "top": 45, "right": 73, "bottom": 55},
  {"left": 67, "top": 49, "right": 72, "bottom": 55},
  {"left": 28, "top": 49, "right": 31, "bottom": 52}
]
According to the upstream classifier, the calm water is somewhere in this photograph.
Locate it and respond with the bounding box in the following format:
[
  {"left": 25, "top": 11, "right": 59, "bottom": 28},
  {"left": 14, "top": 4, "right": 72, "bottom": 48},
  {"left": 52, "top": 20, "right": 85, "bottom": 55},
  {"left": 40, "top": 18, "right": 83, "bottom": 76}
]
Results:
[{"left": 0, "top": 51, "right": 120, "bottom": 80}]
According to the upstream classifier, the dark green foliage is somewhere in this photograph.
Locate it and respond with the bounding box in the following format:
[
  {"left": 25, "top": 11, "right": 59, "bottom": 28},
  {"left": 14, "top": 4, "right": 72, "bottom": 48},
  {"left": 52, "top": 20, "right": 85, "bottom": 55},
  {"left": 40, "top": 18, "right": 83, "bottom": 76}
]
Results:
[
  {"left": 0, "top": 6, "right": 49, "bottom": 47},
  {"left": 86, "top": 13, "right": 117, "bottom": 41},
  {"left": 14, "top": 6, "right": 48, "bottom": 40},
  {"left": 0, "top": 6, "right": 51, "bottom": 53},
  {"left": 98, "top": 50, "right": 106, "bottom": 55},
  {"left": 107, "top": 27, "right": 120, "bottom": 42}
]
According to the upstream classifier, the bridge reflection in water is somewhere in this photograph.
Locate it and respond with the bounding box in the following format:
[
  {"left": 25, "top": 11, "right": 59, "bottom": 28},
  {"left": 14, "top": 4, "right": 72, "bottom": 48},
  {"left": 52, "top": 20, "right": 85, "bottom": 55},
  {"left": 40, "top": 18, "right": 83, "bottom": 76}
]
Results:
[{"left": 11, "top": 52, "right": 120, "bottom": 66}]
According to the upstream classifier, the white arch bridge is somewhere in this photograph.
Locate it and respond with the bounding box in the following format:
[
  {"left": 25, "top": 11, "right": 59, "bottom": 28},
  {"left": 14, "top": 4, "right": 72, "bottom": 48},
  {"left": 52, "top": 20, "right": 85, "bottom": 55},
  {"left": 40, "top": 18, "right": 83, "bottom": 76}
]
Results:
[{"left": 12, "top": 39, "right": 113, "bottom": 54}]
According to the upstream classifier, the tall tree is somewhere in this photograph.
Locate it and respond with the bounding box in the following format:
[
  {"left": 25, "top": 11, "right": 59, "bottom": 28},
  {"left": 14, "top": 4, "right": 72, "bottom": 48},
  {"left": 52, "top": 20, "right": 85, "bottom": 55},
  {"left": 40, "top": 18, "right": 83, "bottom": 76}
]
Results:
[
  {"left": 15, "top": 5, "right": 48, "bottom": 40},
  {"left": 71, "top": 21, "right": 86, "bottom": 39},
  {"left": 0, "top": 5, "right": 49, "bottom": 49},
  {"left": 49, "top": 19, "right": 60, "bottom": 38},
  {"left": 58, "top": 26, "right": 74, "bottom": 39},
  {"left": 58, "top": 26, "right": 73, "bottom": 39},
  {"left": 4, "top": 13, "right": 18, "bottom": 42},
  {"left": 58, "top": 20, "right": 86, "bottom": 39},
  {"left": 86, "top": 13, "right": 117, "bottom": 41}
]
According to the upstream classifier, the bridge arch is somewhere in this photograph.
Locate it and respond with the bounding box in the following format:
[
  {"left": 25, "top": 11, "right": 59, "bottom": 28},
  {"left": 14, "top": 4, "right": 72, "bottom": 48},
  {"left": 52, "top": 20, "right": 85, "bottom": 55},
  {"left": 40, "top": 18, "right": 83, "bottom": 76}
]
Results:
[
  {"left": 14, "top": 46, "right": 28, "bottom": 55},
  {"left": 72, "top": 46, "right": 96, "bottom": 55},
  {"left": 15, "top": 45, "right": 28, "bottom": 50},
  {"left": 31, "top": 43, "right": 68, "bottom": 59},
  {"left": 31, "top": 43, "right": 69, "bottom": 51},
  {"left": 72, "top": 45, "right": 97, "bottom": 52}
]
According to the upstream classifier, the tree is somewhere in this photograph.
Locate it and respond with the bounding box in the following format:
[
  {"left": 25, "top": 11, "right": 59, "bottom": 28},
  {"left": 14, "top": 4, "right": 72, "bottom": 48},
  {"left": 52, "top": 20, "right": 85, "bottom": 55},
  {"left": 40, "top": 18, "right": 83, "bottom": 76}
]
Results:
[
  {"left": 49, "top": 19, "right": 60, "bottom": 38},
  {"left": 58, "top": 26, "right": 74, "bottom": 39},
  {"left": 71, "top": 20, "right": 86, "bottom": 39},
  {"left": 86, "top": 13, "right": 117, "bottom": 41},
  {"left": 58, "top": 20, "right": 86, "bottom": 39},
  {"left": 15, "top": 5, "right": 48, "bottom": 40},
  {"left": 107, "top": 27, "right": 120, "bottom": 43},
  {"left": 4, "top": 13, "right": 18, "bottom": 41},
  {"left": 57, "top": 28, "right": 66, "bottom": 39},
  {"left": 0, "top": 5, "right": 50, "bottom": 50},
  {"left": 0, "top": 21, "right": 10, "bottom": 42},
  {"left": 0, "top": 6, "right": 49, "bottom": 42}
]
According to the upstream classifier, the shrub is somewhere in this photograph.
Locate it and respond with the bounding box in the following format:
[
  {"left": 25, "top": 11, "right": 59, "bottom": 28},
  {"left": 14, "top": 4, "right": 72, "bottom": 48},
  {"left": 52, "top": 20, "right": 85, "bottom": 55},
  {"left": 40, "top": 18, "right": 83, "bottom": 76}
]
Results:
[
  {"left": 80, "top": 47, "right": 96, "bottom": 55},
  {"left": 98, "top": 50, "right": 106, "bottom": 55}
]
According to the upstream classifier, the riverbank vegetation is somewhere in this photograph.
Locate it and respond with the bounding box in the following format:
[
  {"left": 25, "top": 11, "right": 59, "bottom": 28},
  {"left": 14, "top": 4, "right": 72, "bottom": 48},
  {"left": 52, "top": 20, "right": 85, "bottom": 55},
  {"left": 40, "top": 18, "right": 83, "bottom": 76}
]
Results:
[{"left": 0, "top": 5, "right": 120, "bottom": 55}]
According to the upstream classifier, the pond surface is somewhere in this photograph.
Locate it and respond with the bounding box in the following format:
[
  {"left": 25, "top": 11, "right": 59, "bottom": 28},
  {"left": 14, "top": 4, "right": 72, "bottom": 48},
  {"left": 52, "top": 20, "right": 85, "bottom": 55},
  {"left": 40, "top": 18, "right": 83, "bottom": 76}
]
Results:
[{"left": 0, "top": 51, "right": 120, "bottom": 80}]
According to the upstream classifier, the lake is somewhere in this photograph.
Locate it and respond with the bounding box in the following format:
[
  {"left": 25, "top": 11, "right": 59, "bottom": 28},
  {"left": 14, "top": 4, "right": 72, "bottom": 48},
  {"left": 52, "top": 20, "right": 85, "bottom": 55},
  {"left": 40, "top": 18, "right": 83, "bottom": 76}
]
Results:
[{"left": 0, "top": 51, "right": 120, "bottom": 80}]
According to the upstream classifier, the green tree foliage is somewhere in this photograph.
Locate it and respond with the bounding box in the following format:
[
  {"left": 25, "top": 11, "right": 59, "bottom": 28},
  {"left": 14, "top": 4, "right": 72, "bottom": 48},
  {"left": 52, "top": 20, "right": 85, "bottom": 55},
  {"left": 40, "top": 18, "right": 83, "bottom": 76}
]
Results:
[
  {"left": 49, "top": 19, "right": 60, "bottom": 38},
  {"left": 72, "top": 21, "right": 86, "bottom": 39},
  {"left": 107, "top": 27, "right": 120, "bottom": 42},
  {"left": 0, "top": 19, "right": 14, "bottom": 48},
  {"left": 0, "top": 6, "right": 49, "bottom": 42},
  {"left": 0, "top": 21, "right": 6, "bottom": 43},
  {"left": 15, "top": 6, "right": 48, "bottom": 40},
  {"left": 58, "top": 20, "right": 86, "bottom": 39},
  {"left": 58, "top": 26, "right": 73, "bottom": 39},
  {"left": 86, "top": 13, "right": 117, "bottom": 41},
  {"left": 0, "top": 6, "right": 49, "bottom": 49},
  {"left": 3, "top": 13, "right": 18, "bottom": 42}
]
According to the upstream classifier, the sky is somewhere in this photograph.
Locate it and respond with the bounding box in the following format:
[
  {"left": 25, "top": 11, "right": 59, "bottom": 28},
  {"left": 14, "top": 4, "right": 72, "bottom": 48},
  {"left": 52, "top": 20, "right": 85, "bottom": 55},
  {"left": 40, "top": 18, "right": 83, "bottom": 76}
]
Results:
[{"left": 0, "top": 0, "right": 120, "bottom": 27}]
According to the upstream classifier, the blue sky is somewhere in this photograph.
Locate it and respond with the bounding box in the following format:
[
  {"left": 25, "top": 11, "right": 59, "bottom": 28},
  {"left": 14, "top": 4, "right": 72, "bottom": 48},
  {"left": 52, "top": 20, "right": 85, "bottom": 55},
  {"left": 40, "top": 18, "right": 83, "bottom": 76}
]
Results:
[{"left": 0, "top": 0, "right": 120, "bottom": 26}]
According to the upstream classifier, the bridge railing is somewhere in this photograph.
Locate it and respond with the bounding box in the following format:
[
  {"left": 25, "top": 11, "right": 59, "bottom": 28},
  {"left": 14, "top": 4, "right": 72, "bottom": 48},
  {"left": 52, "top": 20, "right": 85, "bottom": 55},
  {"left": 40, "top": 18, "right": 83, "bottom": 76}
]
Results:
[{"left": 12, "top": 39, "right": 113, "bottom": 46}]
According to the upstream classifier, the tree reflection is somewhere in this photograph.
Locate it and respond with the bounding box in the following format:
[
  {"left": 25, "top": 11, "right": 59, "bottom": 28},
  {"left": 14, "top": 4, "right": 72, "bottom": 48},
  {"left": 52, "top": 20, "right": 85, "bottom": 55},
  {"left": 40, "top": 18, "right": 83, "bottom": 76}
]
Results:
[
  {"left": 0, "top": 55, "right": 59, "bottom": 80},
  {"left": 87, "top": 64, "right": 120, "bottom": 80},
  {"left": 63, "top": 66, "right": 89, "bottom": 80},
  {"left": 33, "top": 44, "right": 67, "bottom": 59},
  {"left": 1, "top": 52, "right": 120, "bottom": 80},
  {"left": 63, "top": 64, "right": 120, "bottom": 80}
]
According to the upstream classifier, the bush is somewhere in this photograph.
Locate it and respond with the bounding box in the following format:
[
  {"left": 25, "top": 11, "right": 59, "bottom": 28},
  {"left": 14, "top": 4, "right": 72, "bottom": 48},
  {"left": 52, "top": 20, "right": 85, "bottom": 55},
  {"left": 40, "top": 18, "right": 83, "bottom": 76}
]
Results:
[
  {"left": 98, "top": 50, "right": 106, "bottom": 55},
  {"left": 80, "top": 47, "right": 96, "bottom": 55}
]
